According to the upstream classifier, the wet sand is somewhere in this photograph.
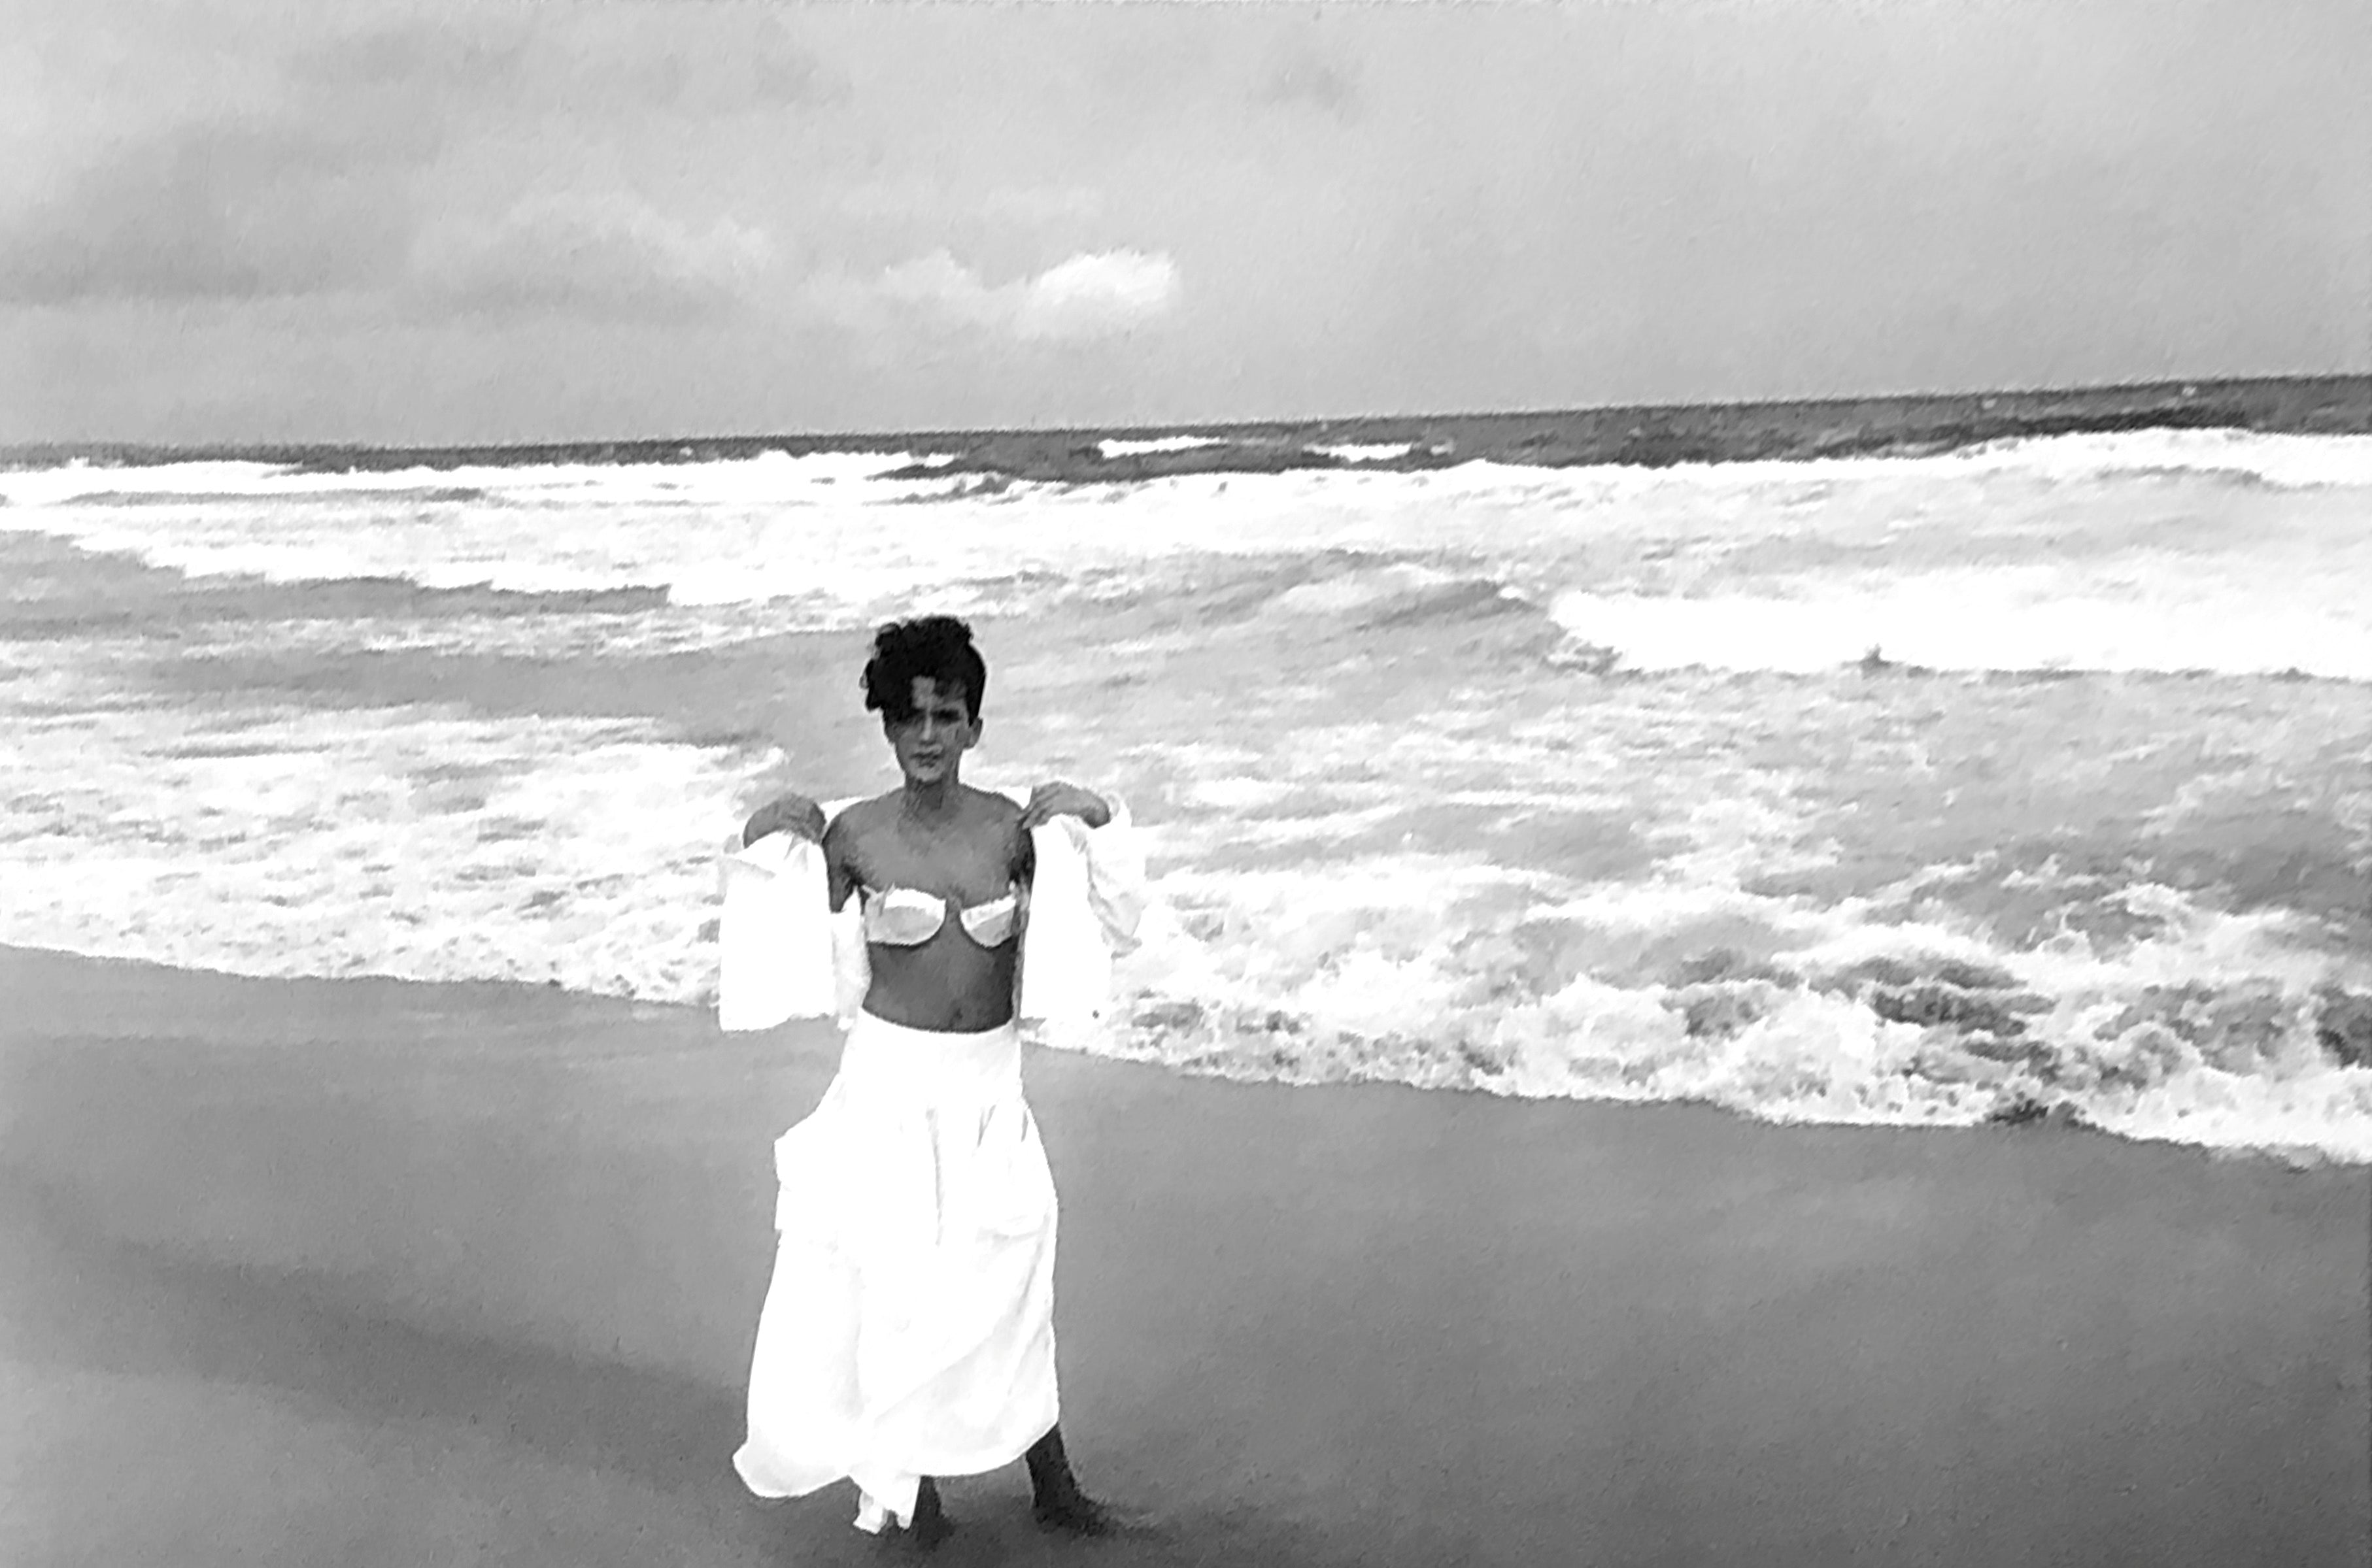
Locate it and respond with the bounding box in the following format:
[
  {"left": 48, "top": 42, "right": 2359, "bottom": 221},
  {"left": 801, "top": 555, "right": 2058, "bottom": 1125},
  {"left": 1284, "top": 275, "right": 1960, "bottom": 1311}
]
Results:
[{"left": 2, "top": 943, "right": 2364, "bottom": 1567}]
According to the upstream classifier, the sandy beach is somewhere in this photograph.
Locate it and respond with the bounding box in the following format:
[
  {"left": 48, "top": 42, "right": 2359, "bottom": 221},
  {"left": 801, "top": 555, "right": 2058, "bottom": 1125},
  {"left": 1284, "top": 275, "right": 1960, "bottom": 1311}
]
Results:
[{"left": 2, "top": 942, "right": 2364, "bottom": 1567}]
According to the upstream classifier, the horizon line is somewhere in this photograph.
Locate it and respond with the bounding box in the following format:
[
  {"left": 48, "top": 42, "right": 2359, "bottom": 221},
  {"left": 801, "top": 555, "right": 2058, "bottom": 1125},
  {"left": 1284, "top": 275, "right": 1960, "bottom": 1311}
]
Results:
[{"left": 4, "top": 371, "right": 2364, "bottom": 461}]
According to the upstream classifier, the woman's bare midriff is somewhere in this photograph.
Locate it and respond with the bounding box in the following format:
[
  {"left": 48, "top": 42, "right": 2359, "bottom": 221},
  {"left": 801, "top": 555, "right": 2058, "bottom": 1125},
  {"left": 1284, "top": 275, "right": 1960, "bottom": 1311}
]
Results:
[{"left": 860, "top": 938, "right": 1021, "bottom": 1033}]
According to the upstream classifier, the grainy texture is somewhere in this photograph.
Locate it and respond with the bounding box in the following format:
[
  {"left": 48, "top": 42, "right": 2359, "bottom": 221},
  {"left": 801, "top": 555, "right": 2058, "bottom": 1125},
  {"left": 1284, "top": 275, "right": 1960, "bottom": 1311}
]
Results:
[{"left": 3, "top": 945, "right": 2364, "bottom": 1567}]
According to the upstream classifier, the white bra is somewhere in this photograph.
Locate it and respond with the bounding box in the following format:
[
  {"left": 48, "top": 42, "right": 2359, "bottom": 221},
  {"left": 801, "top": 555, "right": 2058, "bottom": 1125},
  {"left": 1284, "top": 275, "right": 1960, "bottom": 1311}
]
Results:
[{"left": 859, "top": 883, "right": 1023, "bottom": 948}]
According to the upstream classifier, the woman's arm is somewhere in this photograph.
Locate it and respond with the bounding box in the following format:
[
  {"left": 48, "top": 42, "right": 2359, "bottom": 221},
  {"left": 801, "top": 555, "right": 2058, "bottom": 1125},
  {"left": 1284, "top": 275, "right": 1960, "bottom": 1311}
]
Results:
[
  {"left": 1018, "top": 782, "right": 1111, "bottom": 831},
  {"left": 820, "top": 809, "right": 860, "bottom": 914},
  {"left": 743, "top": 791, "right": 827, "bottom": 848},
  {"left": 1013, "top": 814, "right": 1039, "bottom": 887},
  {"left": 1009, "top": 820, "right": 1037, "bottom": 1017}
]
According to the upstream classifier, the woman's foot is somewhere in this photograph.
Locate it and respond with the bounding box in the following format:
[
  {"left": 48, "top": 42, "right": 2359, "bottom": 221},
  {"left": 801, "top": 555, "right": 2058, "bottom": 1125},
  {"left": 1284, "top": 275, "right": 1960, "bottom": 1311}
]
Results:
[
  {"left": 903, "top": 1478, "right": 955, "bottom": 1552},
  {"left": 1024, "top": 1426, "right": 1149, "bottom": 1537},
  {"left": 1032, "top": 1490, "right": 1123, "bottom": 1536}
]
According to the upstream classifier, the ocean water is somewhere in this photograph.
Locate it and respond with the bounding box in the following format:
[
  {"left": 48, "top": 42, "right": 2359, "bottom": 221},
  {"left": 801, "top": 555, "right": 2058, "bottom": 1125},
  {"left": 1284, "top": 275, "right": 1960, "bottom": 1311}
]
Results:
[{"left": 3, "top": 427, "right": 2369, "bottom": 1163}]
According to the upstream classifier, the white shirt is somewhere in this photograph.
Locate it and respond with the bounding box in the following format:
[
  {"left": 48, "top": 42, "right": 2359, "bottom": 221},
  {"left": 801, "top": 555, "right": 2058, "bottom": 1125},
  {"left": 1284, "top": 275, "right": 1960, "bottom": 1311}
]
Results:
[{"left": 717, "top": 788, "right": 1146, "bottom": 1035}]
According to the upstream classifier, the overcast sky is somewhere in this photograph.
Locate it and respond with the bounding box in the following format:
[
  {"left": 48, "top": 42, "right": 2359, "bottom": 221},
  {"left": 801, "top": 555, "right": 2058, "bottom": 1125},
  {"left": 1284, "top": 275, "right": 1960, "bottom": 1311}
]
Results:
[{"left": 3, "top": 0, "right": 2364, "bottom": 444}]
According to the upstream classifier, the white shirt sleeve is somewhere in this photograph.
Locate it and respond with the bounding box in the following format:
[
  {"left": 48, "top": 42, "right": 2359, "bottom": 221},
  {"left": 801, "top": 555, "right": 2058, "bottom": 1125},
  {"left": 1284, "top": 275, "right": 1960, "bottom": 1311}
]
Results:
[
  {"left": 717, "top": 831, "right": 836, "bottom": 1031},
  {"left": 1066, "top": 789, "right": 1147, "bottom": 955},
  {"left": 717, "top": 796, "right": 872, "bottom": 1033},
  {"left": 1014, "top": 788, "right": 1148, "bottom": 1030}
]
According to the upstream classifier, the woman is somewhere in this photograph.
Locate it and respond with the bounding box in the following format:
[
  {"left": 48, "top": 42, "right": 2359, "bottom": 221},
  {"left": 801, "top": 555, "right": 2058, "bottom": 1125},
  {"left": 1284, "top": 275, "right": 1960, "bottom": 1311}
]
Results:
[{"left": 722, "top": 614, "right": 1142, "bottom": 1550}]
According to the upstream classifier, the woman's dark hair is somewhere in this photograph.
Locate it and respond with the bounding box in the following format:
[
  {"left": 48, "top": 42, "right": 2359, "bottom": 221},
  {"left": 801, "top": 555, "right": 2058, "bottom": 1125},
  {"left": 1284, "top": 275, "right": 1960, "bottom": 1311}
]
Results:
[{"left": 862, "top": 615, "right": 987, "bottom": 724}]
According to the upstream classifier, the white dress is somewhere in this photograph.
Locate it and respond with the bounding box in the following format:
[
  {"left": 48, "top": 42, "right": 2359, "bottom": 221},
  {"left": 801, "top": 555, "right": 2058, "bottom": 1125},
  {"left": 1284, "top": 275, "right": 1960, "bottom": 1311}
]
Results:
[{"left": 717, "top": 791, "right": 1145, "bottom": 1531}]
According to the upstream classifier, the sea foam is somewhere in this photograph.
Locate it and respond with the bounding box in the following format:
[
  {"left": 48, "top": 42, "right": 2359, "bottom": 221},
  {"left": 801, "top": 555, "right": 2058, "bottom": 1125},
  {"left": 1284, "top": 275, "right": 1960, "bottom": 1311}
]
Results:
[{"left": 3, "top": 427, "right": 2368, "bottom": 1163}]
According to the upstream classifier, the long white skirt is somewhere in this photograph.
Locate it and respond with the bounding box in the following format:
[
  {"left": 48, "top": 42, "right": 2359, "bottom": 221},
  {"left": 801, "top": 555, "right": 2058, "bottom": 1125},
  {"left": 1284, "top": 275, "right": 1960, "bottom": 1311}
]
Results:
[{"left": 732, "top": 1011, "right": 1061, "bottom": 1533}]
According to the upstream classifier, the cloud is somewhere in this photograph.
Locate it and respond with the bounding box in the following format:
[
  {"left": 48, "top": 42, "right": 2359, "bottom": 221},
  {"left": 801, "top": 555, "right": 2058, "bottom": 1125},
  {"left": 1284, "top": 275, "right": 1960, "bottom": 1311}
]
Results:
[
  {"left": 0, "top": 117, "right": 425, "bottom": 303},
  {"left": 0, "top": 4, "right": 834, "bottom": 310},
  {"left": 873, "top": 251, "right": 1007, "bottom": 331},
  {"left": 860, "top": 248, "right": 1181, "bottom": 342},
  {"left": 407, "top": 192, "right": 775, "bottom": 320},
  {"left": 1254, "top": 50, "right": 1359, "bottom": 119},
  {"left": 1013, "top": 251, "right": 1183, "bottom": 341},
  {"left": 832, "top": 181, "right": 1104, "bottom": 224},
  {"left": 297, "top": 10, "right": 843, "bottom": 117},
  {"left": 297, "top": 18, "right": 533, "bottom": 99},
  {"left": 985, "top": 186, "right": 1108, "bottom": 225}
]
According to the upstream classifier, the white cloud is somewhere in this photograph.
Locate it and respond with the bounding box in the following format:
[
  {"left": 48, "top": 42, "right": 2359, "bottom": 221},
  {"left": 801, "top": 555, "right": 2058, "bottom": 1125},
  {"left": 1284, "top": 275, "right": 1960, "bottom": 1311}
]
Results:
[
  {"left": 858, "top": 247, "right": 1181, "bottom": 342},
  {"left": 1013, "top": 250, "right": 1181, "bottom": 341},
  {"left": 875, "top": 249, "right": 1004, "bottom": 328}
]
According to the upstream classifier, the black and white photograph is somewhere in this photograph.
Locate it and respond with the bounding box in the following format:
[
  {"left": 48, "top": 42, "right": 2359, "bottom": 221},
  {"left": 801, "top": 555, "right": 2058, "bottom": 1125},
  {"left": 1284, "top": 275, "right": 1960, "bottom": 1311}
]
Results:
[{"left": 2, "top": 2, "right": 2367, "bottom": 1565}]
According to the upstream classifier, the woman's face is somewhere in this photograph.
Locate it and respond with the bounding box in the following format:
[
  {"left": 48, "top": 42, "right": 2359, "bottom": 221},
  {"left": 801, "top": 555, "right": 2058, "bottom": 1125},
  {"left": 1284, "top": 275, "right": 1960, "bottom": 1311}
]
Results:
[{"left": 886, "top": 676, "right": 980, "bottom": 784}]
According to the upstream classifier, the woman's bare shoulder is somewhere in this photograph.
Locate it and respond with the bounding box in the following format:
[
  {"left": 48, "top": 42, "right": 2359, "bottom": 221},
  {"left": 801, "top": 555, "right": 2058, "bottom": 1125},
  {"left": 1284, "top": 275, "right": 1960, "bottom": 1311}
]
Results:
[
  {"left": 964, "top": 784, "right": 1026, "bottom": 823},
  {"left": 822, "top": 793, "right": 892, "bottom": 854},
  {"left": 964, "top": 789, "right": 1030, "bottom": 878}
]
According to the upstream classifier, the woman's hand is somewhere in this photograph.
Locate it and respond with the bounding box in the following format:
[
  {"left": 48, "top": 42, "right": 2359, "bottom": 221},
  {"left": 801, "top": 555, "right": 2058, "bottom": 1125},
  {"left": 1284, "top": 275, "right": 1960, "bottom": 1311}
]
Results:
[
  {"left": 743, "top": 792, "right": 826, "bottom": 847},
  {"left": 1020, "top": 781, "right": 1111, "bottom": 831}
]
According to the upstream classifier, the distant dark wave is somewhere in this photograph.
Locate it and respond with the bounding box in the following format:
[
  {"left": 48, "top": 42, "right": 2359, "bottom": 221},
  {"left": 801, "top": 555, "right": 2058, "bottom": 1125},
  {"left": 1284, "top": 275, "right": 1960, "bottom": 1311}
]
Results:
[
  {"left": 5, "top": 375, "right": 2362, "bottom": 481},
  {"left": 41, "top": 486, "right": 493, "bottom": 508}
]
